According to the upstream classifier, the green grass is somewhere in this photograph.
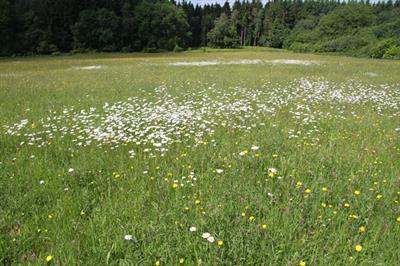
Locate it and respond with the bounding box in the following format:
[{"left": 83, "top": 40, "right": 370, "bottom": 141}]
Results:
[{"left": 0, "top": 48, "right": 399, "bottom": 265}]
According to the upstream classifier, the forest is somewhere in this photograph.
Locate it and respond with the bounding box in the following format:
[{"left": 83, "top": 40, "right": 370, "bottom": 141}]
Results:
[{"left": 0, "top": 0, "right": 399, "bottom": 59}]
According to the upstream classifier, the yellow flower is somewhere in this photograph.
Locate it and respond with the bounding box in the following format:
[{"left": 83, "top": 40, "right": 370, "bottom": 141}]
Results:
[
  {"left": 359, "top": 226, "right": 366, "bottom": 233},
  {"left": 355, "top": 244, "right": 363, "bottom": 252},
  {"left": 48, "top": 214, "right": 53, "bottom": 219},
  {"left": 296, "top": 181, "right": 303, "bottom": 187},
  {"left": 262, "top": 224, "right": 267, "bottom": 230},
  {"left": 376, "top": 194, "right": 383, "bottom": 200},
  {"left": 344, "top": 203, "right": 350, "bottom": 208},
  {"left": 299, "top": 260, "right": 306, "bottom": 266},
  {"left": 354, "top": 190, "right": 360, "bottom": 196},
  {"left": 322, "top": 187, "right": 328, "bottom": 192},
  {"left": 396, "top": 216, "right": 400, "bottom": 223},
  {"left": 172, "top": 183, "right": 178, "bottom": 188},
  {"left": 268, "top": 172, "right": 274, "bottom": 177},
  {"left": 321, "top": 203, "right": 327, "bottom": 208},
  {"left": 249, "top": 216, "right": 255, "bottom": 222},
  {"left": 272, "top": 154, "right": 278, "bottom": 158},
  {"left": 179, "top": 258, "right": 185, "bottom": 264},
  {"left": 195, "top": 200, "right": 201, "bottom": 204},
  {"left": 241, "top": 212, "right": 246, "bottom": 217},
  {"left": 46, "top": 255, "right": 53, "bottom": 263},
  {"left": 305, "top": 189, "right": 312, "bottom": 193},
  {"left": 155, "top": 261, "right": 161, "bottom": 266},
  {"left": 217, "top": 240, "right": 223, "bottom": 247}
]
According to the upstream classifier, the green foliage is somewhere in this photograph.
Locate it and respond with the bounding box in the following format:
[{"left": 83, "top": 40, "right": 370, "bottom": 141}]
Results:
[
  {"left": 134, "top": 1, "right": 190, "bottom": 51},
  {"left": 317, "top": 30, "right": 376, "bottom": 54},
  {"left": 0, "top": 0, "right": 400, "bottom": 59},
  {"left": 0, "top": 0, "right": 12, "bottom": 55},
  {"left": 264, "top": 20, "right": 291, "bottom": 48},
  {"left": 383, "top": 45, "right": 400, "bottom": 59},
  {"left": 72, "top": 9, "right": 119, "bottom": 51},
  {"left": 370, "top": 39, "right": 398, "bottom": 58},
  {"left": 318, "top": 5, "right": 376, "bottom": 37},
  {"left": 288, "top": 42, "right": 315, "bottom": 53},
  {"left": 173, "top": 44, "right": 185, "bottom": 52},
  {"left": 208, "top": 13, "right": 239, "bottom": 48}
]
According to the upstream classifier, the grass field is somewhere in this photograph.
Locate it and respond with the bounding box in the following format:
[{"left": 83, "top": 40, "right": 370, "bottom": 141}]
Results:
[{"left": 1, "top": 48, "right": 399, "bottom": 265}]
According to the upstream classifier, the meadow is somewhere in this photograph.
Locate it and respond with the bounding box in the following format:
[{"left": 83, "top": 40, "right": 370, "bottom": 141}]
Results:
[{"left": 0, "top": 47, "right": 399, "bottom": 265}]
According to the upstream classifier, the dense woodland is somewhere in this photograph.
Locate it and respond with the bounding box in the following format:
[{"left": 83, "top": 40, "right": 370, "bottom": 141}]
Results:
[{"left": 0, "top": 0, "right": 400, "bottom": 58}]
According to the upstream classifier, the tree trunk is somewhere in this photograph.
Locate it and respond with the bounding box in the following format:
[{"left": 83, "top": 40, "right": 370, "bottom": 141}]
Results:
[{"left": 240, "top": 28, "right": 244, "bottom": 46}]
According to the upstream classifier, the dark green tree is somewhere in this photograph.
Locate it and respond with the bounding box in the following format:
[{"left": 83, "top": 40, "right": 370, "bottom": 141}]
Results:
[{"left": 208, "top": 13, "right": 239, "bottom": 48}]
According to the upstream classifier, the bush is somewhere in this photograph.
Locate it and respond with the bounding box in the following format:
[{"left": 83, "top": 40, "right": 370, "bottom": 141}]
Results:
[
  {"left": 143, "top": 47, "right": 168, "bottom": 53},
  {"left": 383, "top": 45, "right": 400, "bottom": 59},
  {"left": 288, "top": 42, "right": 315, "bottom": 53},
  {"left": 36, "top": 41, "right": 59, "bottom": 54},
  {"left": 318, "top": 31, "right": 375, "bottom": 54},
  {"left": 173, "top": 45, "right": 184, "bottom": 52},
  {"left": 121, "top": 46, "right": 133, "bottom": 53},
  {"left": 370, "top": 39, "right": 397, "bottom": 58}
]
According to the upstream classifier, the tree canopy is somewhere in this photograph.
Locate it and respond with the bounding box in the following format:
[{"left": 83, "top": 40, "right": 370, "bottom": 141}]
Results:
[{"left": 0, "top": 0, "right": 399, "bottom": 59}]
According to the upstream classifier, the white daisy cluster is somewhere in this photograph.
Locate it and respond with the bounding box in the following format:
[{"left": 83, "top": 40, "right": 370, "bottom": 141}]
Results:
[
  {"left": 3, "top": 78, "right": 398, "bottom": 156},
  {"left": 173, "top": 172, "right": 197, "bottom": 187}
]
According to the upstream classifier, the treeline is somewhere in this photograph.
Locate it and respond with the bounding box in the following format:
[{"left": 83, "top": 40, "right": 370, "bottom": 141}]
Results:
[{"left": 0, "top": 0, "right": 399, "bottom": 59}]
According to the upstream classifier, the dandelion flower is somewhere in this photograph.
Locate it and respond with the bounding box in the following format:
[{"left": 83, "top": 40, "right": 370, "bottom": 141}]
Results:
[
  {"left": 172, "top": 184, "right": 178, "bottom": 188},
  {"left": 305, "top": 189, "right": 312, "bottom": 193},
  {"left": 155, "top": 261, "right": 160, "bottom": 266},
  {"left": 355, "top": 244, "right": 363, "bottom": 252},
  {"left": 179, "top": 258, "right": 184, "bottom": 264},
  {"left": 262, "top": 224, "right": 267, "bottom": 230},
  {"left": 249, "top": 216, "right": 255, "bottom": 222},
  {"left": 396, "top": 216, "right": 400, "bottom": 223},
  {"left": 217, "top": 240, "right": 223, "bottom": 247},
  {"left": 359, "top": 226, "right": 366, "bottom": 233},
  {"left": 299, "top": 260, "right": 306, "bottom": 266},
  {"left": 322, "top": 187, "right": 328, "bottom": 192},
  {"left": 354, "top": 190, "right": 360, "bottom": 195},
  {"left": 376, "top": 194, "right": 383, "bottom": 200},
  {"left": 46, "top": 255, "right": 53, "bottom": 263}
]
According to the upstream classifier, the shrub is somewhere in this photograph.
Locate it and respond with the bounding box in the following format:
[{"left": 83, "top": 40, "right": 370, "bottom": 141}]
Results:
[
  {"left": 289, "top": 42, "right": 315, "bottom": 53},
  {"left": 370, "top": 39, "right": 397, "bottom": 58},
  {"left": 173, "top": 45, "right": 184, "bottom": 52},
  {"left": 318, "top": 31, "right": 375, "bottom": 54},
  {"left": 383, "top": 45, "right": 400, "bottom": 59}
]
